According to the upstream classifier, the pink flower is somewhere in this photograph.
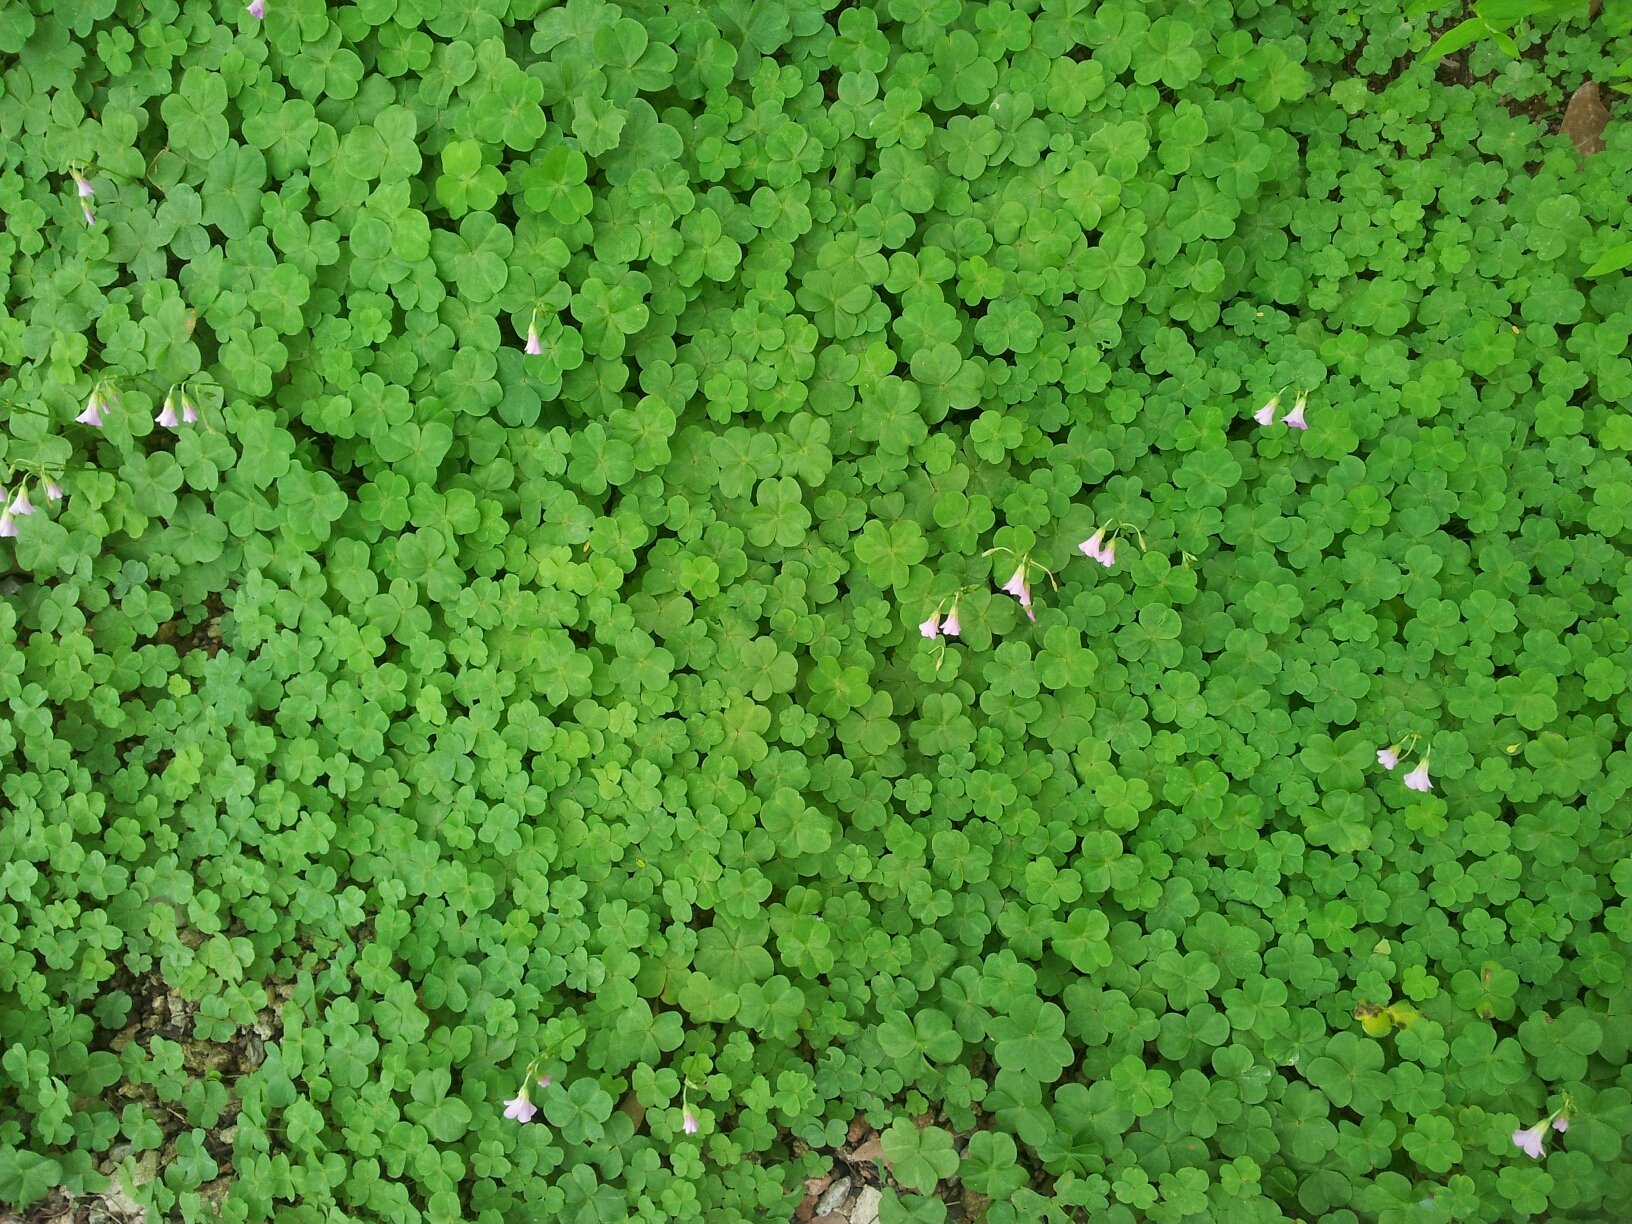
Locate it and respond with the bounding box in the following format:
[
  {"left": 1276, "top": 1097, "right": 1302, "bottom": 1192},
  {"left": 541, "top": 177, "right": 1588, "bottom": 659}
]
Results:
[
  {"left": 1403, "top": 755, "right": 1432, "bottom": 792},
  {"left": 919, "top": 612, "right": 941, "bottom": 639},
  {"left": 1254, "top": 395, "right": 1279, "bottom": 427},
  {"left": 0, "top": 512, "right": 16, "bottom": 539},
  {"left": 10, "top": 488, "right": 34, "bottom": 517},
  {"left": 1079, "top": 529, "right": 1106, "bottom": 562},
  {"left": 76, "top": 387, "right": 107, "bottom": 427},
  {"left": 1283, "top": 393, "right": 1308, "bottom": 430},
  {"left": 246, "top": 0, "right": 265, "bottom": 17},
  {"left": 503, "top": 1093, "right": 537, "bottom": 1123},
  {"left": 73, "top": 172, "right": 95, "bottom": 200},
  {"left": 942, "top": 609, "right": 960, "bottom": 637},
  {"left": 1512, "top": 1123, "right": 1546, "bottom": 1160},
  {"left": 1553, "top": 1115, "right": 1569, "bottom": 1133},
  {"left": 525, "top": 321, "right": 543, "bottom": 355},
  {"left": 44, "top": 480, "right": 63, "bottom": 503},
  {"left": 82, "top": 202, "right": 96, "bottom": 226},
  {"left": 1002, "top": 564, "right": 1030, "bottom": 605},
  {"left": 537, "top": 1075, "right": 552, "bottom": 1089},
  {"left": 1099, "top": 539, "right": 1116, "bottom": 567},
  {"left": 156, "top": 390, "right": 181, "bottom": 429},
  {"left": 181, "top": 390, "right": 199, "bottom": 424},
  {"left": 1377, "top": 747, "right": 1399, "bottom": 770},
  {"left": 682, "top": 1104, "right": 699, "bottom": 1134}
]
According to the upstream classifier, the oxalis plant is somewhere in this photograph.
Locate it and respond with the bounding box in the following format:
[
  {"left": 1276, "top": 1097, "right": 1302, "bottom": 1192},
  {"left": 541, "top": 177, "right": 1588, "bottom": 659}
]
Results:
[{"left": 1, "top": 0, "right": 1632, "bottom": 1223}]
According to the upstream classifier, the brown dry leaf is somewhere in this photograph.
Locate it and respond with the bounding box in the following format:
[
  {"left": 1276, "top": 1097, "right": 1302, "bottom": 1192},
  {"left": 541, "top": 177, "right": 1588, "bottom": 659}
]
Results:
[
  {"left": 849, "top": 1135, "right": 888, "bottom": 1166},
  {"left": 1562, "top": 82, "right": 1610, "bottom": 157},
  {"left": 963, "top": 1186, "right": 995, "bottom": 1221},
  {"left": 847, "top": 1115, "right": 870, "bottom": 1144}
]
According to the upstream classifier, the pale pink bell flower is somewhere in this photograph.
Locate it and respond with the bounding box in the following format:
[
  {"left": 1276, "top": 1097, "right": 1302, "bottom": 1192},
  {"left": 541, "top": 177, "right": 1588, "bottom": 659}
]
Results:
[
  {"left": 1002, "top": 564, "right": 1029, "bottom": 605},
  {"left": 1079, "top": 528, "right": 1106, "bottom": 562},
  {"left": 1403, "top": 754, "right": 1432, "bottom": 792},
  {"left": 919, "top": 612, "right": 941, "bottom": 639},
  {"left": 1511, "top": 1122, "right": 1546, "bottom": 1160},
  {"left": 942, "top": 609, "right": 960, "bottom": 637},
  {"left": 1254, "top": 395, "right": 1279, "bottom": 427},
  {"left": 503, "top": 1092, "right": 537, "bottom": 1123},
  {"left": 77, "top": 385, "right": 108, "bottom": 426},
  {"left": 1283, "top": 392, "right": 1308, "bottom": 430}
]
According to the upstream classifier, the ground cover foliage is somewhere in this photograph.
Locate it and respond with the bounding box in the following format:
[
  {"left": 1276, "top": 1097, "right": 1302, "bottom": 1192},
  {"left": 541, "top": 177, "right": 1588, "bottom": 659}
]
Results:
[{"left": 4, "top": 0, "right": 1632, "bottom": 1219}]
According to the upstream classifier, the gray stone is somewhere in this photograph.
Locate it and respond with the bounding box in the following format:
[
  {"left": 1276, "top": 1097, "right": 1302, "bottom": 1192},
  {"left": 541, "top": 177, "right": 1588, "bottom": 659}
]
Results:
[{"left": 816, "top": 1176, "right": 851, "bottom": 1216}]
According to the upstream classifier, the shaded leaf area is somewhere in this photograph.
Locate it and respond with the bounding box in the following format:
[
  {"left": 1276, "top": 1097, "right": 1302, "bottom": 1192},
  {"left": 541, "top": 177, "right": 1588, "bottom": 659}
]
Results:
[{"left": 0, "top": 1, "right": 1631, "bottom": 1224}]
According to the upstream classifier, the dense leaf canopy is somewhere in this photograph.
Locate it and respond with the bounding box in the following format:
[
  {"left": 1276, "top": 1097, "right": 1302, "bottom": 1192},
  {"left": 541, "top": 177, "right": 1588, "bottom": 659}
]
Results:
[{"left": 0, "top": 0, "right": 1631, "bottom": 1222}]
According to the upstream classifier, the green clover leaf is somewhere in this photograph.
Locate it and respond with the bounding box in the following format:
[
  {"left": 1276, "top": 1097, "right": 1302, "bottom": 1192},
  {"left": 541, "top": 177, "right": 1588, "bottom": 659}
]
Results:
[{"left": 878, "top": 1119, "right": 958, "bottom": 1195}]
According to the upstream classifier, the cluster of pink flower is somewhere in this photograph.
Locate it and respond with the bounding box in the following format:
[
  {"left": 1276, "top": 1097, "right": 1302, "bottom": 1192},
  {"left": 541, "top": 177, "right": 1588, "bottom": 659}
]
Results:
[
  {"left": 919, "top": 605, "right": 960, "bottom": 640},
  {"left": 1254, "top": 389, "right": 1309, "bottom": 431},
  {"left": 506, "top": 1075, "right": 700, "bottom": 1134},
  {"left": 0, "top": 478, "right": 61, "bottom": 538},
  {"left": 1078, "top": 527, "right": 1117, "bottom": 567},
  {"left": 1377, "top": 735, "right": 1432, "bottom": 791},
  {"left": 957, "top": 390, "right": 1316, "bottom": 628},
  {"left": 995, "top": 555, "right": 1055, "bottom": 624},
  {"left": 76, "top": 379, "right": 199, "bottom": 431},
  {"left": 985, "top": 521, "right": 1141, "bottom": 627},
  {"left": 155, "top": 385, "right": 201, "bottom": 429}
]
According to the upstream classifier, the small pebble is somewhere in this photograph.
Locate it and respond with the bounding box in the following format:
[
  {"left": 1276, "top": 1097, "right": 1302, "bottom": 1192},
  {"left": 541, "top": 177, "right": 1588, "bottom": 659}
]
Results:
[
  {"left": 815, "top": 1176, "right": 851, "bottom": 1217},
  {"left": 851, "top": 1185, "right": 883, "bottom": 1224}
]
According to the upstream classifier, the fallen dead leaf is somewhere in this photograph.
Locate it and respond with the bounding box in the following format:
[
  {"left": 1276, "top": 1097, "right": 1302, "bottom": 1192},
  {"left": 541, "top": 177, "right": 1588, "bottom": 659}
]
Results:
[
  {"left": 849, "top": 1135, "right": 887, "bottom": 1167},
  {"left": 963, "top": 1185, "right": 995, "bottom": 1220},
  {"left": 847, "top": 1116, "right": 870, "bottom": 1144},
  {"left": 1562, "top": 81, "right": 1610, "bottom": 157}
]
